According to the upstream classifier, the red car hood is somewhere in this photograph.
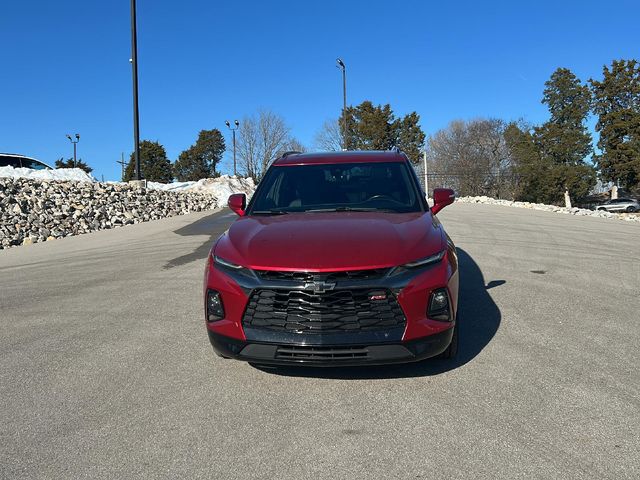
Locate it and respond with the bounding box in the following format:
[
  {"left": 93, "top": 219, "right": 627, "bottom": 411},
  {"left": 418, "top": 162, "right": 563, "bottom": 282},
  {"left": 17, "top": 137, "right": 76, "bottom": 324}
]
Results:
[{"left": 215, "top": 212, "right": 444, "bottom": 271}]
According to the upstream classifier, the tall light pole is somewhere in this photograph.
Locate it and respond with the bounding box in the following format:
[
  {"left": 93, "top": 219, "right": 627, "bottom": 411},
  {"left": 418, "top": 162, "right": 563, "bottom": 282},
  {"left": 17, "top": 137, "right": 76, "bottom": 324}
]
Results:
[
  {"left": 225, "top": 120, "right": 239, "bottom": 176},
  {"left": 130, "top": 0, "right": 141, "bottom": 180},
  {"left": 65, "top": 133, "right": 80, "bottom": 167},
  {"left": 336, "top": 58, "right": 347, "bottom": 150}
]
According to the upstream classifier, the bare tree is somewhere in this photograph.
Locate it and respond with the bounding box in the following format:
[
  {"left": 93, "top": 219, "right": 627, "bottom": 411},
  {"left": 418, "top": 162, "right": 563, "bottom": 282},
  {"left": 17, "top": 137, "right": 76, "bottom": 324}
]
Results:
[
  {"left": 236, "top": 109, "right": 291, "bottom": 180},
  {"left": 426, "top": 118, "right": 516, "bottom": 198},
  {"left": 276, "top": 137, "right": 307, "bottom": 158},
  {"left": 314, "top": 119, "right": 343, "bottom": 151},
  {"left": 236, "top": 116, "right": 260, "bottom": 179}
]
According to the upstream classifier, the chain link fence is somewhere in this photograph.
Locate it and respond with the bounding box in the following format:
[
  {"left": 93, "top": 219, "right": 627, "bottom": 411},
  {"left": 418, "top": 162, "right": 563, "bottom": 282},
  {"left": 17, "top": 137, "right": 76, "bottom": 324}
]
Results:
[{"left": 411, "top": 162, "right": 520, "bottom": 200}]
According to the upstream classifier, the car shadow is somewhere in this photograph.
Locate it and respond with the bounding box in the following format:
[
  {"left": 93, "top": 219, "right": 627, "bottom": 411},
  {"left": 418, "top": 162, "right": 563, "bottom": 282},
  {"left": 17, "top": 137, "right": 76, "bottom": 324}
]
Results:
[
  {"left": 163, "top": 210, "right": 232, "bottom": 269},
  {"left": 254, "top": 248, "right": 502, "bottom": 379}
]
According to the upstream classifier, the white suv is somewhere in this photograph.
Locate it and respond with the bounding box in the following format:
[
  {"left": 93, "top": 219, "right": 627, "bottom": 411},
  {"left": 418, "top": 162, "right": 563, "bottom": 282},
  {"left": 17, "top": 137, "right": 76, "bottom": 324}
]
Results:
[
  {"left": 0, "top": 153, "right": 52, "bottom": 170},
  {"left": 596, "top": 198, "right": 640, "bottom": 213}
]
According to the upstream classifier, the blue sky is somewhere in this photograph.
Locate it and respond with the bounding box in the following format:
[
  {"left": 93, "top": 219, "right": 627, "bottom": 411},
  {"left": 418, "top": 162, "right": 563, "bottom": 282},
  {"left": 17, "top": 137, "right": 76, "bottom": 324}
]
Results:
[{"left": 1, "top": 0, "right": 638, "bottom": 181}]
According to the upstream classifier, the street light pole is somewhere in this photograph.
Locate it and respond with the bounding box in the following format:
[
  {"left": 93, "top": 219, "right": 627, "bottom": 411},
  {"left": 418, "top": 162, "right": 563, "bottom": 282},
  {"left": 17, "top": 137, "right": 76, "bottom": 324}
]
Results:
[
  {"left": 225, "top": 120, "right": 240, "bottom": 176},
  {"left": 423, "top": 150, "right": 429, "bottom": 196},
  {"left": 66, "top": 133, "right": 80, "bottom": 168},
  {"left": 336, "top": 58, "right": 347, "bottom": 150},
  {"left": 130, "top": 0, "right": 141, "bottom": 181}
]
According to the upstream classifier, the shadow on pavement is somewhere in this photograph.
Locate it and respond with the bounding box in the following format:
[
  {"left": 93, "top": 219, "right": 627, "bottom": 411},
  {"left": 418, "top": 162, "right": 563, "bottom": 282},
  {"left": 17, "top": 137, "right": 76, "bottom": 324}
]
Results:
[
  {"left": 255, "top": 248, "right": 502, "bottom": 379},
  {"left": 163, "top": 210, "right": 231, "bottom": 269}
]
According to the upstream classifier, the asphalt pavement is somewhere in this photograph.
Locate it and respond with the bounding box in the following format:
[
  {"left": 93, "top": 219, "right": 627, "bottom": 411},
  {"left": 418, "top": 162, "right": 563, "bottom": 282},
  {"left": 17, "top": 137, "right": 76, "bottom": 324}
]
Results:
[{"left": 1, "top": 204, "right": 638, "bottom": 479}]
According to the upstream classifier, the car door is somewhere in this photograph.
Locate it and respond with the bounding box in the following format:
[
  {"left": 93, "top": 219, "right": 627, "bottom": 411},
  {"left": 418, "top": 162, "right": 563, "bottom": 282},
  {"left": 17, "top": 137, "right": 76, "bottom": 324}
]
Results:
[{"left": 611, "top": 199, "right": 628, "bottom": 211}]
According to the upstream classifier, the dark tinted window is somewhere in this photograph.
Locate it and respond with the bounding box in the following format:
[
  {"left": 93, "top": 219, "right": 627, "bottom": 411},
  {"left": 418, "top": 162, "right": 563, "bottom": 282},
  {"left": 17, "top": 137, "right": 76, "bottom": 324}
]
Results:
[
  {"left": 0, "top": 156, "right": 22, "bottom": 168},
  {"left": 20, "top": 158, "right": 49, "bottom": 170},
  {"left": 250, "top": 162, "right": 422, "bottom": 213}
]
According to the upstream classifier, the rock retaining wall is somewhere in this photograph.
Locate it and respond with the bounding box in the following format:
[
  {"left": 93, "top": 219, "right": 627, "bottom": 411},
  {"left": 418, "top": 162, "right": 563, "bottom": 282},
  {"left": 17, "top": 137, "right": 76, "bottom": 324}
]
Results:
[{"left": 0, "top": 178, "right": 219, "bottom": 249}]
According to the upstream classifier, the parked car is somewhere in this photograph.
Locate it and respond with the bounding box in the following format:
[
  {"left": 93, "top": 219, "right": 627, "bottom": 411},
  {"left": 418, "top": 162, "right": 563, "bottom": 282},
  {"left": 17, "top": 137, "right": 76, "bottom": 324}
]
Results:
[
  {"left": 0, "top": 153, "right": 52, "bottom": 170},
  {"left": 204, "top": 150, "right": 459, "bottom": 366},
  {"left": 595, "top": 198, "right": 639, "bottom": 213}
]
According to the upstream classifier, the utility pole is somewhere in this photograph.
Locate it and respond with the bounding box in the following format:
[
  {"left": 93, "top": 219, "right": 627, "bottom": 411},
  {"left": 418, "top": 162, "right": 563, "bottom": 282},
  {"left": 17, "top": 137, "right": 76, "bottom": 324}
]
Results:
[
  {"left": 336, "top": 58, "right": 347, "bottom": 150},
  {"left": 66, "top": 133, "right": 80, "bottom": 167},
  {"left": 130, "top": 0, "right": 141, "bottom": 180},
  {"left": 116, "top": 152, "right": 126, "bottom": 180},
  {"left": 423, "top": 150, "right": 429, "bottom": 196},
  {"left": 225, "top": 120, "right": 240, "bottom": 176}
]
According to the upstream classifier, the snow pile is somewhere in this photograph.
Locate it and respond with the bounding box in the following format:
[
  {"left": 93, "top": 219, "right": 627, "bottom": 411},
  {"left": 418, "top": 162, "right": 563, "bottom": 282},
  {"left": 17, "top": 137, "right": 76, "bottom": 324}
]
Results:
[
  {"left": 147, "top": 175, "right": 256, "bottom": 202},
  {"left": 455, "top": 196, "right": 640, "bottom": 223},
  {"left": 0, "top": 166, "right": 94, "bottom": 182}
]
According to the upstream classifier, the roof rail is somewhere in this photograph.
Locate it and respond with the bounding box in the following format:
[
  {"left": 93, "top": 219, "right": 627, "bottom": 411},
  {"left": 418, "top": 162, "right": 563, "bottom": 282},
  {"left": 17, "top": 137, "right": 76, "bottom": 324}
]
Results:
[
  {"left": 388, "top": 146, "right": 401, "bottom": 153},
  {"left": 281, "top": 150, "right": 302, "bottom": 158}
]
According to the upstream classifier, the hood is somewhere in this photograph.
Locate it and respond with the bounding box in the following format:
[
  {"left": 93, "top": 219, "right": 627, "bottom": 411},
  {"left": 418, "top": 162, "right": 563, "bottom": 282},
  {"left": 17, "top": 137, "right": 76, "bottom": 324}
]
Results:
[{"left": 215, "top": 212, "right": 444, "bottom": 271}]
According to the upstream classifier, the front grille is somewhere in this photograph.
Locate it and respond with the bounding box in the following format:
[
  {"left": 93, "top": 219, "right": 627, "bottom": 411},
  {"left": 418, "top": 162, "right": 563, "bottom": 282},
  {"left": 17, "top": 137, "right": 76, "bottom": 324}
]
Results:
[
  {"left": 242, "top": 288, "right": 406, "bottom": 334},
  {"left": 254, "top": 268, "right": 390, "bottom": 283},
  {"left": 276, "top": 345, "right": 369, "bottom": 361}
]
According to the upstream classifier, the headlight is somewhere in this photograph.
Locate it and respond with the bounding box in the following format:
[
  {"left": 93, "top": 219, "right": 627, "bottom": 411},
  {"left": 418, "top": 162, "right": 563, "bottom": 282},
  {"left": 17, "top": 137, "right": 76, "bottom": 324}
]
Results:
[
  {"left": 389, "top": 250, "right": 445, "bottom": 276},
  {"left": 402, "top": 250, "right": 445, "bottom": 268},
  {"left": 214, "top": 255, "right": 244, "bottom": 270}
]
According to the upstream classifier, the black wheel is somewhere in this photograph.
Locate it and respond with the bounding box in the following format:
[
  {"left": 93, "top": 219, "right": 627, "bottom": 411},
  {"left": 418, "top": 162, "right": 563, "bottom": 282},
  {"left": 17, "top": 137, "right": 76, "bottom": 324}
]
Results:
[
  {"left": 626, "top": 206, "right": 637, "bottom": 213},
  {"left": 439, "top": 323, "right": 458, "bottom": 359},
  {"left": 597, "top": 207, "right": 607, "bottom": 211}
]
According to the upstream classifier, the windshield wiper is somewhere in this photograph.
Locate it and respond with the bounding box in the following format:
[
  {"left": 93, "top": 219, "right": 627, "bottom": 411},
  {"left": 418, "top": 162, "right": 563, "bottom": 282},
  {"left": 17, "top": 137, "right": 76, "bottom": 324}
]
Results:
[
  {"left": 251, "top": 209, "right": 289, "bottom": 215},
  {"left": 305, "top": 207, "right": 396, "bottom": 213}
]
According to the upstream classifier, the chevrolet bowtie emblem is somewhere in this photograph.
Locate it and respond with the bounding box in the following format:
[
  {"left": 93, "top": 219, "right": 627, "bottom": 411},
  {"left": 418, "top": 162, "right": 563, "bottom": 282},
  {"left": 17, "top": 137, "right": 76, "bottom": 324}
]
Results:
[{"left": 304, "top": 281, "right": 336, "bottom": 293}]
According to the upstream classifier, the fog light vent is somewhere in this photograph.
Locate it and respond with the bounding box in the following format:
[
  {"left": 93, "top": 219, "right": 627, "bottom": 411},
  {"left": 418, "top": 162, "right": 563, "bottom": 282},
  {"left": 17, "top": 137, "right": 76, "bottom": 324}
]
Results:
[
  {"left": 207, "top": 290, "right": 225, "bottom": 322},
  {"left": 428, "top": 288, "right": 451, "bottom": 322}
]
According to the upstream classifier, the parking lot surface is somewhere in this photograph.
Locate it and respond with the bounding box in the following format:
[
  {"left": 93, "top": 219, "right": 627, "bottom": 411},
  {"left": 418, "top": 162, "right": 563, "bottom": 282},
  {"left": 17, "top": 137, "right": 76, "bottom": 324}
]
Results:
[{"left": 1, "top": 204, "right": 638, "bottom": 479}]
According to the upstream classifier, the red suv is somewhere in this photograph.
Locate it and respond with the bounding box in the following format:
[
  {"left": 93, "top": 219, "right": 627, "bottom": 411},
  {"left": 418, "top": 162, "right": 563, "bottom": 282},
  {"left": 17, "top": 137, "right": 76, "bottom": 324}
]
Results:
[{"left": 204, "top": 151, "right": 458, "bottom": 366}]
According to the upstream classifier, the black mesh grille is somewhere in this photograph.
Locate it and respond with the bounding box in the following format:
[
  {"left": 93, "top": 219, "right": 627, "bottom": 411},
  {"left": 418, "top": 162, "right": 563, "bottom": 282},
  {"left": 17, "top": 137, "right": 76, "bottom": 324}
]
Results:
[
  {"left": 254, "top": 268, "right": 390, "bottom": 283},
  {"left": 242, "top": 288, "right": 406, "bottom": 334},
  {"left": 276, "top": 345, "right": 369, "bottom": 360}
]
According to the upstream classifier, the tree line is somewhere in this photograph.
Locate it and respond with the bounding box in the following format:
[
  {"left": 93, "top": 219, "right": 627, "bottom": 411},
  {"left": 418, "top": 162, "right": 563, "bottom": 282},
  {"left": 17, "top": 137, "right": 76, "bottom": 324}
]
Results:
[
  {"left": 97, "top": 57, "right": 640, "bottom": 200},
  {"left": 426, "top": 59, "right": 640, "bottom": 204}
]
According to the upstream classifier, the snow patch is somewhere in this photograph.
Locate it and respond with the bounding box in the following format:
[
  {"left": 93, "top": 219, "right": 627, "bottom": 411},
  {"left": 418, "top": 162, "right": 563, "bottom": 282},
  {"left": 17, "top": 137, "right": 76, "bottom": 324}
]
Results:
[
  {"left": 0, "top": 166, "right": 95, "bottom": 182},
  {"left": 146, "top": 175, "right": 256, "bottom": 203}
]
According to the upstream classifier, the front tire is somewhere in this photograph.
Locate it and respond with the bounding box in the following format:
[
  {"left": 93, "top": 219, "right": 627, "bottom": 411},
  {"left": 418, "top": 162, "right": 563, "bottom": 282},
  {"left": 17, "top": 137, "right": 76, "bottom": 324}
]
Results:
[{"left": 626, "top": 206, "right": 637, "bottom": 213}]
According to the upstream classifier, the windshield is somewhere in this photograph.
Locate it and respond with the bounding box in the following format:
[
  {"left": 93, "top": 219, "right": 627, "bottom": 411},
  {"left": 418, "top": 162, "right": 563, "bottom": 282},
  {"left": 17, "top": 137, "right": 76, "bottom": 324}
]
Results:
[{"left": 249, "top": 162, "right": 423, "bottom": 214}]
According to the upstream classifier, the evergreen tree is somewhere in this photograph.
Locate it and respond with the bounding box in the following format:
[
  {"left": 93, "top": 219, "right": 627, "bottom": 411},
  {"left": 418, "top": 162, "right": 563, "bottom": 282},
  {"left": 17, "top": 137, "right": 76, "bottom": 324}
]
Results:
[
  {"left": 504, "top": 123, "right": 555, "bottom": 203},
  {"left": 343, "top": 101, "right": 395, "bottom": 151},
  {"left": 124, "top": 140, "right": 173, "bottom": 183},
  {"left": 506, "top": 69, "right": 595, "bottom": 204},
  {"left": 340, "top": 101, "right": 426, "bottom": 163},
  {"left": 590, "top": 59, "right": 640, "bottom": 189},
  {"left": 533, "top": 68, "right": 595, "bottom": 201},
  {"left": 535, "top": 68, "right": 593, "bottom": 166},
  {"left": 55, "top": 157, "right": 93, "bottom": 174},
  {"left": 174, "top": 129, "right": 226, "bottom": 181},
  {"left": 394, "top": 112, "right": 426, "bottom": 164}
]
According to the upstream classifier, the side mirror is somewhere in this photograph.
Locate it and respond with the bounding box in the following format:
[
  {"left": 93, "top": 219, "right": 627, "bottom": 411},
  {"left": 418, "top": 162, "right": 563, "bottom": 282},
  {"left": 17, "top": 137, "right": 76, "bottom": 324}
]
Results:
[
  {"left": 431, "top": 188, "right": 455, "bottom": 215},
  {"left": 228, "top": 193, "right": 246, "bottom": 216}
]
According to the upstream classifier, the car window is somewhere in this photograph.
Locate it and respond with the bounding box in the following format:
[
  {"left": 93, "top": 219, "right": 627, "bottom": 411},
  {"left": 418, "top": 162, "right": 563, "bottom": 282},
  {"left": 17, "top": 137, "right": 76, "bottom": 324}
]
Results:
[
  {"left": 250, "top": 162, "right": 422, "bottom": 213},
  {"left": 20, "top": 158, "right": 49, "bottom": 170},
  {"left": 0, "top": 156, "right": 22, "bottom": 168}
]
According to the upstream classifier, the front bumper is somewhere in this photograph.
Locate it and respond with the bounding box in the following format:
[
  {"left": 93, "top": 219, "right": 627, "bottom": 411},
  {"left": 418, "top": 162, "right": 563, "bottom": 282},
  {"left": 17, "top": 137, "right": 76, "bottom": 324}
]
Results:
[{"left": 208, "top": 327, "right": 454, "bottom": 366}]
